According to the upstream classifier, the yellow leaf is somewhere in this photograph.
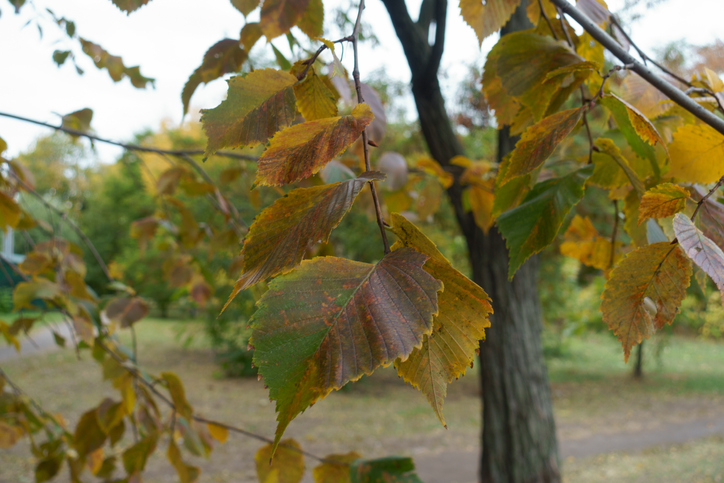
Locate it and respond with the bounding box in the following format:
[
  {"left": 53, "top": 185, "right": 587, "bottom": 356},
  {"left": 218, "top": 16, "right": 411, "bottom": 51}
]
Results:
[
  {"left": 255, "top": 103, "right": 374, "bottom": 186},
  {"left": 391, "top": 214, "right": 492, "bottom": 427},
  {"left": 0, "top": 421, "right": 23, "bottom": 449},
  {"left": 591, "top": 138, "right": 645, "bottom": 196},
  {"left": 255, "top": 439, "right": 305, "bottom": 482},
  {"left": 601, "top": 242, "right": 691, "bottom": 361},
  {"left": 638, "top": 183, "right": 690, "bottom": 225},
  {"left": 416, "top": 157, "right": 453, "bottom": 188},
  {"left": 469, "top": 183, "right": 495, "bottom": 234},
  {"left": 560, "top": 215, "right": 618, "bottom": 270},
  {"left": 460, "top": 0, "right": 522, "bottom": 46},
  {"left": 313, "top": 452, "right": 361, "bottom": 483},
  {"left": 206, "top": 423, "right": 229, "bottom": 444},
  {"left": 668, "top": 123, "right": 724, "bottom": 183},
  {"left": 294, "top": 67, "right": 338, "bottom": 121}
]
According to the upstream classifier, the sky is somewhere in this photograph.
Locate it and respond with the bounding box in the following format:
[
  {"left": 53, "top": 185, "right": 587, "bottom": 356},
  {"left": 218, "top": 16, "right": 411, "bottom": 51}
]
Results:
[{"left": 0, "top": 0, "right": 723, "bottom": 163}]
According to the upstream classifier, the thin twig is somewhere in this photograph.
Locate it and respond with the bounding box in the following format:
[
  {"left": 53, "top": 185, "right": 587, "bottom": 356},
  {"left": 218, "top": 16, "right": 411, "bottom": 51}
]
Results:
[
  {"left": 0, "top": 111, "right": 257, "bottom": 161},
  {"left": 350, "top": 0, "right": 390, "bottom": 254},
  {"left": 691, "top": 175, "right": 724, "bottom": 221},
  {"left": 539, "top": 0, "right": 559, "bottom": 40},
  {"left": 609, "top": 200, "right": 619, "bottom": 269}
]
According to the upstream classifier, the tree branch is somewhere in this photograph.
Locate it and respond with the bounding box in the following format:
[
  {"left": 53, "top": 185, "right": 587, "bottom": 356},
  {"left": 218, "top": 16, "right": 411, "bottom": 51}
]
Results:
[
  {"left": 425, "top": 0, "right": 447, "bottom": 78},
  {"left": 549, "top": 0, "right": 724, "bottom": 136},
  {"left": 0, "top": 111, "right": 258, "bottom": 161}
]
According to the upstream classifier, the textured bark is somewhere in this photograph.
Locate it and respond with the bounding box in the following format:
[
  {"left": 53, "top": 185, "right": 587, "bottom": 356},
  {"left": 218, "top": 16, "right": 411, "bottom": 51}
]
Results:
[{"left": 380, "top": 1, "right": 560, "bottom": 481}]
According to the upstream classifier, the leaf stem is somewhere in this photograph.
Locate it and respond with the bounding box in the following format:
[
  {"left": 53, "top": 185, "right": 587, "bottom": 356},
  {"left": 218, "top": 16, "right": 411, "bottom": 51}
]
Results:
[
  {"left": 691, "top": 175, "right": 724, "bottom": 221},
  {"left": 350, "top": 0, "right": 391, "bottom": 254}
]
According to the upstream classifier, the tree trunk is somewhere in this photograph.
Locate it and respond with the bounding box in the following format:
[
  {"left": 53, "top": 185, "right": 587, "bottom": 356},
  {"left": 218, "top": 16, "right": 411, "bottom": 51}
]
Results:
[
  {"left": 380, "top": 1, "right": 560, "bottom": 481},
  {"left": 633, "top": 341, "right": 644, "bottom": 379}
]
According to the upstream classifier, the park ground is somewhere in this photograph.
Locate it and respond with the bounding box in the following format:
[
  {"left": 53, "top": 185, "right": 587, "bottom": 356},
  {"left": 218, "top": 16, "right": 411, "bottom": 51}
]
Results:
[{"left": 1, "top": 319, "right": 724, "bottom": 483}]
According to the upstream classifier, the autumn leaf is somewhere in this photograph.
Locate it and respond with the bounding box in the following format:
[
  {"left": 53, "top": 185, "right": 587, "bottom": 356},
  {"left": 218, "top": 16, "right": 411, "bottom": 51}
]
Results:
[
  {"left": 298, "top": 0, "right": 324, "bottom": 38},
  {"left": 239, "top": 22, "right": 263, "bottom": 50},
  {"left": 599, "top": 94, "right": 668, "bottom": 176},
  {"left": 624, "top": 189, "right": 649, "bottom": 247},
  {"left": 638, "top": 183, "right": 690, "bottom": 225},
  {"left": 390, "top": 214, "right": 491, "bottom": 427},
  {"left": 498, "top": 165, "right": 593, "bottom": 279},
  {"left": 350, "top": 456, "right": 423, "bottom": 483},
  {"left": 294, "top": 67, "right": 338, "bottom": 121},
  {"left": 201, "top": 68, "right": 298, "bottom": 158},
  {"left": 601, "top": 242, "right": 691, "bottom": 361},
  {"left": 104, "top": 297, "right": 149, "bottom": 328},
  {"left": 460, "top": 0, "right": 522, "bottom": 46},
  {"left": 160, "top": 372, "right": 193, "bottom": 420},
  {"left": 590, "top": 138, "right": 645, "bottom": 196},
  {"left": 182, "top": 39, "right": 247, "bottom": 116},
  {"left": 494, "top": 32, "right": 586, "bottom": 120},
  {"left": 560, "top": 215, "right": 617, "bottom": 270},
  {"left": 223, "top": 172, "right": 385, "bottom": 311},
  {"left": 111, "top": 0, "right": 151, "bottom": 13},
  {"left": 260, "top": 0, "right": 311, "bottom": 40},
  {"left": 673, "top": 213, "right": 724, "bottom": 300},
  {"left": 79, "top": 38, "right": 153, "bottom": 88},
  {"left": 313, "top": 452, "right": 361, "bottom": 483},
  {"left": 167, "top": 441, "right": 200, "bottom": 483},
  {"left": 13, "top": 280, "right": 61, "bottom": 311},
  {"left": 231, "top": 0, "right": 260, "bottom": 16},
  {"left": 206, "top": 423, "right": 228, "bottom": 444},
  {"left": 416, "top": 157, "right": 453, "bottom": 189},
  {"left": 61, "top": 108, "right": 93, "bottom": 133},
  {"left": 498, "top": 107, "right": 585, "bottom": 185},
  {"left": 255, "top": 103, "right": 374, "bottom": 186},
  {"left": 482, "top": 42, "right": 520, "bottom": 127},
  {"left": 668, "top": 124, "right": 724, "bottom": 183},
  {"left": 692, "top": 186, "right": 724, "bottom": 248},
  {"left": 249, "top": 248, "right": 442, "bottom": 452},
  {"left": 255, "top": 439, "right": 305, "bottom": 481}
]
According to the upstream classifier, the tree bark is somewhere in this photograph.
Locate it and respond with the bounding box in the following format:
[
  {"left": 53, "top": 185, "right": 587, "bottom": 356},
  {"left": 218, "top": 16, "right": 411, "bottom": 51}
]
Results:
[
  {"left": 633, "top": 341, "right": 644, "bottom": 379},
  {"left": 380, "top": 1, "right": 560, "bottom": 481}
]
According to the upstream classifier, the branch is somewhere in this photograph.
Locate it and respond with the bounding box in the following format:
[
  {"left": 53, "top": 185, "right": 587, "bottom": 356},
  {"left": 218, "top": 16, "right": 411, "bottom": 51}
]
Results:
[
  {"left": 351, "top": 0, "right": 391, "bottom": 254},
  {"left": 417, "top": 0, "right": 434, "bottom": 33},
  {"left": 425, "top": 0, "right": 447, "bottom": 78},
  {"left": 0, "top": 111, "right": 258, "bottom": 161},
  {"left": 380, "top": 0, "right": 430, "bottom": 80},
  {"left": 691, "top": 175, "right": 724, "bottom": 220},
  {"left": 549, "top": 0, "right": 724, "bottom": 136}
]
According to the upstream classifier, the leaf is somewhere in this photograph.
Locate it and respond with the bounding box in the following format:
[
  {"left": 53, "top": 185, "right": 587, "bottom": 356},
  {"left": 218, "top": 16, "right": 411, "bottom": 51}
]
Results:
[
  {"left": 111, "top": 0, "right": 152, "bottom": 13},
  {"left": 495, "top": 32, "right": 586, "bottom": 120},
  {"left": 19, "top": 252, "right": 51, "bottom": 276},
  {"left": 498, "top": 107, "right": 584, "bottom": 185},
  {"left": 255, "top": 103, "right": 374, "bottom": 186},
  {"left": 693, "top": 186, "right": 724, "bottom": 248},
  {"left": 160, "top": 372, "right": 193, "bottom": 420},
  {"left": 599, "top": 94, "right": 667, "bottom": 176},
  {"left": 224, "top": 172, "right": 385, "bottom": 310},
  {"left": 673, "top": 213, "right": 724, "bottom": 301},
  {"left": 239, "top": 22, "right": 263, "bottom": 50},
  {"left": 624, "top": 189, "right": 649, "bottom": 247},
  {"left": 498, "top": 165, "right": 594, "bottom": 279},
  {"left": 298, "top": 0, "right": 324, "bottom": 38},
  {"left": 13, "top": 280, "right": 61, "bottom": 311},
  {"left": 560, "top": 215, "right": 616, "bottom": 270},
  {"left": 249, "top": 248, "right": 442, "bottom": 451},
  {"left": 272, "top": 43, "right": 292, "bottom": 70},
  {"left": 416, "top": 177, "right": 443, "bottom": 219},
  {"left": 61, "top": 108, "right": 93, "bottom": 133},
  {"left": 468, "top": 182, "right": 495, "bottom": 234},
  {"left": 260, "top": 0, "right": 310, "bottom": 40},
  {"left": 167, "top": 441, "right": 200, "bottom": 483},
  {"left": 601, "top": 242, "right": 691, "bottom": 361},
  {"left": 638, "top": 183, "right": 690, "bottom": 225},
  {"left": 294, "top": 68, "right": 338, "bottom": 121},
  {"left": 668, "top": 123, "right": 724, "bottom": 183},
  {"left": 416, "top": 157, "right": 453, "bottom": 189},
  {"left": 460, "top": 0, "right": 522, "bottom": 45},
  {"left": 122, "top": 434, "right": 157, "bottom": 475},
  {"left": 526, "top": 0, "right": 557, "bottom": 26},
  {"left": 79, "top": 38, "right": 153, "bottom": 88},
  {"left": 104, "top": 297, "right": 149, "bottom": 328},
  {"left": 255, "top": 439, "right": 305, "bottom": 481},
  {"left": 390, "top": 214, "right": 491, "bottom": 427},
  {"left": 350, "top": 456, "right": 423, "bottom": 483},
  {"left": 313, "top": 452, "right": 361, "bottom": 483},
  {"left": 231, "top": 0, "right": 260, "bottom": 16},
  {"left": 482, "top": 44, "right": 520, "bottom": 127},
  {"left": 591, "top": 138, "right": 645, "bottom": 196},
  {"left": 201, "top": 69, "right": 298, "bottom": 158},
  {"left": 182, "top": 39, "right": 247, "bottom": 116},
  {"left": 206, "top": 423, "right": 228, "bottom": 444},
  {"left": 0, "top": 421, "right": 23, "bottom": 448},
  {"left": 74, "top": 409, "right": 107, "bottom": 457},
  {"left": 0, "top": 191, "right": 21, "bottom": 230}
]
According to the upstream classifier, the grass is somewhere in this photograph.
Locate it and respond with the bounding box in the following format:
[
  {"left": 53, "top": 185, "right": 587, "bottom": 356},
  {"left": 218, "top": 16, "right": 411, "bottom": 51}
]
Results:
[{"left": 1, "top": 320, "right": 724, "bottom": 482}]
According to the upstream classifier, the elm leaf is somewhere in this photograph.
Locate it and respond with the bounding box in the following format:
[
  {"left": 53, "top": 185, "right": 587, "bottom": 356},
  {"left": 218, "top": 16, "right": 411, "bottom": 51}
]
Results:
[
  {"left": 638, "top": 183, "right": 690, "bottom": 225},
  {"left": 249, "top": 248, "right": 442, "bottom": 453},
  {"left": 673, "top": 213, "right": 724, "bottom": 300}
]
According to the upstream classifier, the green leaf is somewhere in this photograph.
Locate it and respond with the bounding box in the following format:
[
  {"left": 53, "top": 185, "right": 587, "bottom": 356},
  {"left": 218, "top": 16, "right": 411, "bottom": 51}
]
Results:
[
  {"left": 231, "top": 0, "right": 260, "bottom": 16},
  {"left": 260, "top": 0, "right": 311, "bottom": 40},
  {"left": 61, "top": 108, "right": 93, "bottom": 133},
  {"left": 223, "top": 172, "right": 385, "bottom": 311},
  {"left": 182, "top": 39, "right": 247, "bottom": 116},
  {"left": 601, "top": 242, "right": 691, "bottom": 361},
  {"left": 255, "top": 439, "right": 305, "bottom": 481},
  {"left": 624, "top": 189, "right": 649, "bottom": 247},
  {"left": 498, "top": 107, "right": 585, "bottom": 185},
  {"left": 599, "top": 93, "right": 667, "bottom": 177},
  {"left": 52, "top": 49, "right": 71, "bottom": 66},
  {"left": 460, "top": 0, "right": 521, "bottom": 45},
  {"left": 294, "top": 67, "right": 338, "bottom": 121},
  {"left": 673, "top": 213, "right": 724, "bottom": 300},
  {"left": 590, "top": 138, "right": 645, "bottom": 196},
  {"left": 111, "top": 0, "right": 152, "bottom": 13},
  {"left": 122, "top": 434, "right": 157, "bottom": 475},
  {"left": 249, "top": 248, "right": 442, "bottom": 452},
  {"left": 239, "top": 22, "right": 263, "bottom": 50},
  {"left": 350, "top": 456, "right": 423, "bottom": 483},
  {"left": 298, "top": 0, "right": 324, "bottom": 38},
  {"left": 390, "top": 214, "right": 491, "bottom": 427},
  {"left": 313, "top": 452, "right": 360, "bottom": 483},
  {"left": 498, "top": 165, "right": 594, "bottom": 279},
  {"left": 13, "top": 280, "right": 61, "bottom": 311},
  {"left": 74, "top": 409, "right": 107, "bottom": 457},
  {"left": 271, "top": 43, "right": 292, "bottom": 70},
  {"left": 495, "top": 32, "right": 586, "bottom": 120},
  {"left": 255, "top": 103, "right": 374, "bottom": 186},
  {"left": 201, "top": 68, "right": 297, "bottom": 158}
]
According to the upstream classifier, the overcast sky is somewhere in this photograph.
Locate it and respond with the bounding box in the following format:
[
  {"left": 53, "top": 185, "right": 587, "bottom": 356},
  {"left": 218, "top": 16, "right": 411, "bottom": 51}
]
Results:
[{"left": 1, "top": 0, "right": 722, "bottom": 163}]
